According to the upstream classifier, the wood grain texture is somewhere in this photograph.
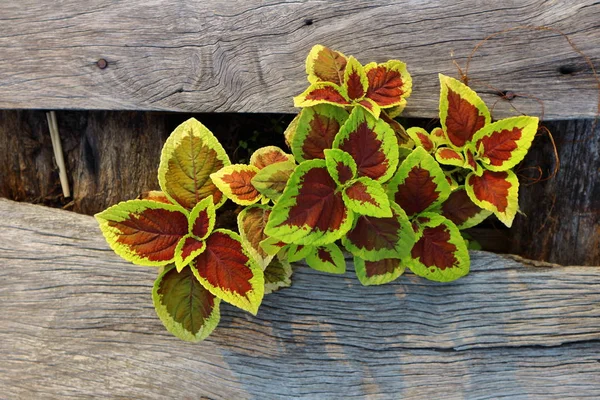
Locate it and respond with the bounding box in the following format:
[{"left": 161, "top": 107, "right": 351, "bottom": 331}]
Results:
[
  {"left": 1, "top": 1, "right": 599, "bottom": 119},
  {"left": 1, "top": 198, "right": 600, "bottom": 399},
  {"left": 509, "top": 119, "right": 600, "bottom": 265}
]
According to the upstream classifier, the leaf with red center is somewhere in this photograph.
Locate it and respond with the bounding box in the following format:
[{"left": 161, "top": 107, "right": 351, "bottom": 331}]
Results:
[
  {"left": 343, "top": 177, "right": 392, "bottom": 218},
  {"left": 357, "top": 98, "right": 382, "bottom": 118},
  {"left": 237, "top": 205, "right": 274, "bottom": 269},
  {"left": 463, "top": 144, "right": 483, "bottom": 176},
  {"left": 440, "top": 187, "right": 492, "bottom": 230},
  {"left": 342, "top": 203, "right": 414, "bottom": 261},
  {"left": 435, "top": 147, "right": 465, "bottom": 167},
  {"left": 407, "top": 127, "right": 435, "bottom": 153},
  {"left": 343, "top": 56, "right": 368, "bottom": 100},
  {"left": 95, "top": 200, "right": 188, "bottom": 266},
  {"left": 409, "top": 213, "right": 469, "bottom": 282},
  {"left": 294, "top": 82, "right": 350, "bottom": 108},
  {"left": 191, "top": 229, "right": 264, "bottom": 314},
  {"left": 251, "top": 160, "right": 296, "bottom": 203},
  {"left": 264, "top": 256, "right": 293, "bottom": 295},
  {"left": 465, "top": 169, "right": 519, "bottom": 227},
  {"left": 430, "top": 127, "right": 447, "bottom": 147},
  {"left": 174, "top": 234, "right": 207, "bottom": 271},
  {"left": 250, "top": 146, "right": 294, "bottom": 170},
  {"left": 188, "top": 196, "right": 215, "bottom": 240},
  {"left": 354, "top": 257, "right": 406, "bottom": 286},
  {"left": 159, "top": 118, "right": 231, "bottom": 209},
  {"left": 264, "top": 160, "right": 353, "bottom": 246},
  {"left": 324, "top": 148, "right": 357, "bottom": 185},
  {"left": 364, "top": 61, "right": 412, "bottom": 112},
  {"left": 306, "top": 44, "right": 348, "bottom": 85},
  {"left": 473, "top": 116, "right": 539, "bottom": 171},
  {"left": 152, "top": 265, "right": 221, "bottom": 342},
  {"left": 292, "top": 104, "right": 349, "bottom": 162},
  {"left": 333, "top": 107, "right": 399, "bottom": 182},
  {"left": 387, "top": 147, "right": 451, "bottom": 217},
  {"left": 380, "top": 111, "right": 411, "bottom": 146},
  {"left": 439, "top": 74, "right": 491, "bottom": 149},
  {"left": 286, "top": 244, "right": 312, "bottom": 263},
  {"left": 284, "top": 113, "right": 301, "bottom": 149},
  {"left": 210, "top": 164, "right": 261, "bottom": 206},
  {"left": 139, "top": 190, "right": 173, "bottom": 205},
  {"left": 259, "top": 237, "right": 288, "bottom": 256},
  {"left": 384, "top": 104, "right": 406, "bottom": 119},
  {"left": 305, "top": 243, "right": 346, "bottom": 274}
]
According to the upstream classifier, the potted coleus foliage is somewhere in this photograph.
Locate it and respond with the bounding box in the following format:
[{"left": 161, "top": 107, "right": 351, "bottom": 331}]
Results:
[{"left": 96, "top": 44, "right": 538, "bottom": 342}]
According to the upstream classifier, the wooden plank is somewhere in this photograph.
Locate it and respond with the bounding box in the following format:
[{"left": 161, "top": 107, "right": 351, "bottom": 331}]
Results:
[
  {"left": 509, "top": 119, "right": 600, "bottom": 265},
  {"left": 0, "top": 1, "right": 599, "bottom": 118},
  {"left": 1, "top": 198, "right": 600, "bottom": 398}
]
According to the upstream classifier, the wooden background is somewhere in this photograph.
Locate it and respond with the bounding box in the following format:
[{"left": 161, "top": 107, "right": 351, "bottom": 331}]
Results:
[{"left": 2, "top": 198, "right": 600, "bottom": 399}]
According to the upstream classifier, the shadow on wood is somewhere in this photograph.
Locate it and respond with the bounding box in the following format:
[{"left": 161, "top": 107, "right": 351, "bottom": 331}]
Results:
[{"left": 1, "top": 199, "right": 599, "bottom": 398}]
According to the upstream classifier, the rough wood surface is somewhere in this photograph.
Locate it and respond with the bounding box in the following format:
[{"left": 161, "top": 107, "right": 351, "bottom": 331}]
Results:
[
  {"left": 509, "top": 119, "right": 600, "bottom": 265},
  {"left": 1, "top": 198, "right": 600, "bottom": 399},
  {"left": 1, "top": 1, "right": 599, "bottom": 119}
]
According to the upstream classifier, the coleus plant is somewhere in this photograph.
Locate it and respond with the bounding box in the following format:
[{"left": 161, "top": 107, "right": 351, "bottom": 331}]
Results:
[{"left": 96, "top": 44, "right": 538, "bottom": 342}]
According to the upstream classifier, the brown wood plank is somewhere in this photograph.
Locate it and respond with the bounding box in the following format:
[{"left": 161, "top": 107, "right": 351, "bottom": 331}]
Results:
[
  {"left": 1, "top": 1, "right": 599, "bottom": 118},
  {"left": 1, "top": 198, "right": 600, "bottom": 398}
]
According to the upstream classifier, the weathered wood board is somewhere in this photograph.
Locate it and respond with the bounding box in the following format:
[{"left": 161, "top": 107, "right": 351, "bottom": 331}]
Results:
[
  {"left": 1, "top": 1, "right": 599, "bottom": 118},
  {"left": 1, "top": 198, "right": 600, "bottom": 398}
]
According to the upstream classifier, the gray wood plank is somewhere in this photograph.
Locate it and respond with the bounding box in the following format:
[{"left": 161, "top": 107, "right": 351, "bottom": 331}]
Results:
[
  {"left": 0, "top": 1, "right": 599, "bottom": 119},
  {"left": 1, "top": 198, "right": 600, "bottom": 398}
]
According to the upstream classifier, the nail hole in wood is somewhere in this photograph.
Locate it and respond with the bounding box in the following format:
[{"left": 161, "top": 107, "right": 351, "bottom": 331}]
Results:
[
  {"left": 304, "top": 19, "right": 313, "bottom": 26},
  {"left": 558, "top": 65, "right": 576, "bottom": 75},
  {"left": 96, "top": 59, "right": 108, "bottom": 69}
]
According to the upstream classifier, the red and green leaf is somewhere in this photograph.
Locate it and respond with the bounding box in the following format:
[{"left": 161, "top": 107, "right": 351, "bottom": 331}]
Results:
[
  {"left": 465, "top": 169, "right": 519, "bottom": 227},
  {"left": 152, "top": 265, "right": 221, "bottom": 342},
  {"left": 364, "top": 60, "right": 412, "bottom": 112},
  {"left": 294, "top": 82, "right": 350, "bottom": 109},
  {"left": 95, "top": 200, "right": 188, "bottom": 266},
  {"left": 188, "top": 196, "right": 216, "bottom": 240},
  {"left": 174, "top": 234, "right": 207, "bottom": 272},
  {"left": 409, "top": 213, "right": 469, "bottom": 282},
  {"left": 210, "top": 164, "right": 261, "bottom": 206},
  {"left": 342, "top": 177, "right": 392, "bottom": 218},
  {"left": 305, "top": 243, "right": 346, "bottom": 274},
  {"left": 158, "top": 118, "right": 231, "bottom": 209},
  {"left": 250, "top": 146, "right": 294, "bottom": 170},
  {"left": 286, "top": 244, "right": 312, "bottom": 263},
  {"left": 264, "top": 160, "right": 353, "bottom": 246},
  {"left": 473, "top": 116, "right": 539, "bottom": 171},
  {"left": 292, "top": 104, "right": 349, "bottom": 162},
  {"left": 354, "top": 257, "right": 405, "bottom": 286},
  {"left": 407, "top": 127, "right": 435, "bottom": 153},
  {"left": 324, "top": 148, "right": 357, "bottom": 185},
  {"left": 440, "top": 187, "right": 492, "bottom": 230},
  {"left": 251, "top": 160, "right": 296, "bottom": 203},
  {"left": 264, "top": 256, "right": 293, "bottom": 295},
  {"left": 463, "top": 144, "right": 484, "bottom": 176},
  {"left": 386, "top": 147, "right": 451, "bottom": 217},
  {"left": 430, "top": 127, "right": 448, "bottom": 147},
  {"left": 284, "top": 113, "right": 301, "bottom": 149},
  {"left": 342, "top": 203, "right": 414, "bottom": 261},
  {"left": 139, "top": 190, "right": 173, "bottom": 205},
  {"left": 333, "top": 107, "right": 399, "bottom": 182},
  {"left": 435, "top": 147, "right": 465, "bottom": 167},
  {"left": 381, "top": 111, "right": 412, "bottom": 146},
  {"left": 191, "top": 229, "right": 264, "bottom": 315},
  {"left": 439, "top": 74, "right": 491, "bottom": 149},
  {"left": 237, "top": 205, "right": 274, "bottom": 269},
  {"left": 305, "top": 44, "right": 348, "bottom": 86},
  {"left": 343, "top": 56, "right": 368, "bottom": 100},
  {"left": 259, "top": 236, "right": 288, "bottom": 257}
]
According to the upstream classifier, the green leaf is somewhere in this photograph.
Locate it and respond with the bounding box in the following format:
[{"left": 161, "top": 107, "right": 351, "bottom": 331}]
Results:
[
  {"left": 152, "top": 265, "right": 221, "bottom": 342},
  {"left": 158, "top": 118, "right": 231, "bottom": 209},
  {"left": 408, "top": 213, "right": 470, "bottom": 282},
  {"left": 333, "top": 107, "right": 399, "bottom": 182},
  {"left": 386, "top": 147, "right": 451, "bottom": 218},
  {"left": 354, "top": 257, "right": 405, "bottom": 286},
  {"left": 305, "top": 243, "right": 346, "bottom": 274},
  {"left": 324, "top": 148, "right": 357, "bottom": 185},
  {"left": 305, "top": 44, "right": 348, "bottom": 86},
  {"left": 95, "top": 200, "right": 188, "bottom": 267},
  {"left": 342, "top": 177, "right": 392, "bottom": 218},
  {"left": 191, "top": 229, "right": 264, "bottom": 315},
  {"left": 251, "top": 160, "right": 296, "bottom": 203},
  {"left": 264, "top": 159, "right": 353, "bottom": 246},
  {"left": 264, "top": 256, "right": 293, "bottom": 295}
]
